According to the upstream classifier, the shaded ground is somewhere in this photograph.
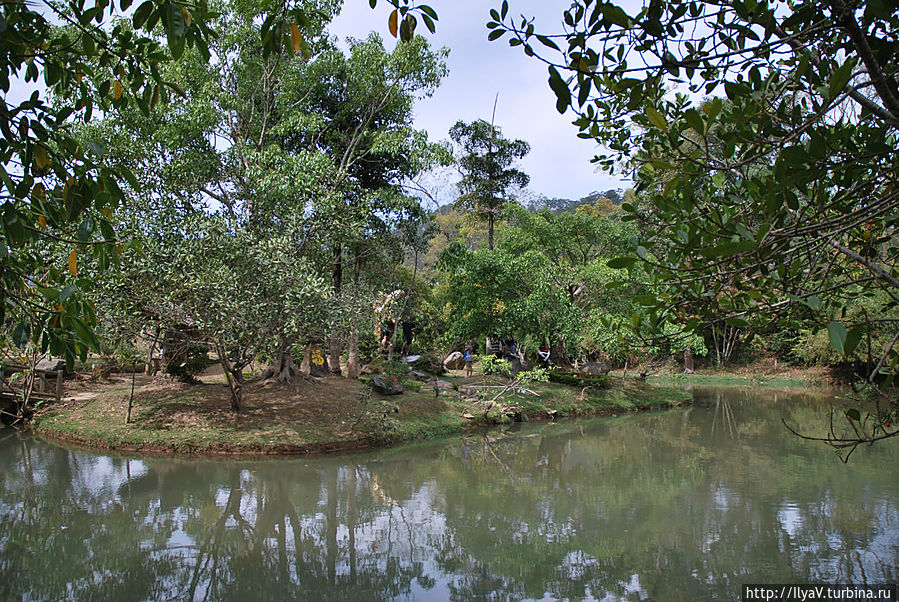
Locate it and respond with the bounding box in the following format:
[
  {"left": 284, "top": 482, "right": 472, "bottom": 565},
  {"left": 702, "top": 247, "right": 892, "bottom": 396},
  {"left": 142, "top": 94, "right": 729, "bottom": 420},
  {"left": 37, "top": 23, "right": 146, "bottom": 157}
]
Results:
[{"left": 33, "top": 368, "right": 694, "bottom": 456}]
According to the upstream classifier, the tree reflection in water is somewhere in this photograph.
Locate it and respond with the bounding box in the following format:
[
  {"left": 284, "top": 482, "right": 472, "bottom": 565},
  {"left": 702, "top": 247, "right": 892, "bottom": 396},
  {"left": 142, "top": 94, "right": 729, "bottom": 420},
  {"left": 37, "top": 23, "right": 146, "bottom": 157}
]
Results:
[{"left": 1, "top": 387, "right": 896, "bottom": 601}]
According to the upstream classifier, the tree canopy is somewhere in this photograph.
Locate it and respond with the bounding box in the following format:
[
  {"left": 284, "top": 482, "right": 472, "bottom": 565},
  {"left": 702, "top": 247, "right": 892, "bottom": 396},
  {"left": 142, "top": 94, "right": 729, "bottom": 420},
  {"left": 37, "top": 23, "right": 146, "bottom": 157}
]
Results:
[
  {"left": 449, "top": 119, "right": 530, "bottom": 251},
  {"left": 489, "top": 0, "right": 899, "bottom": 454}
]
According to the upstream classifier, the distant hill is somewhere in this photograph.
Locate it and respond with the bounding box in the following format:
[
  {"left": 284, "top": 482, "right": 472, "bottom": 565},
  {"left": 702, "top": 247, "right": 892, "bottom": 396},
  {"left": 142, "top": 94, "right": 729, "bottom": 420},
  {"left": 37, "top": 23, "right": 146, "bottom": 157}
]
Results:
[
  {"left": 533, "top": 189, "right": 625, "bottom": 213},
  {"left": 433, "top": 188, "right": 627, "bottom": 215}
]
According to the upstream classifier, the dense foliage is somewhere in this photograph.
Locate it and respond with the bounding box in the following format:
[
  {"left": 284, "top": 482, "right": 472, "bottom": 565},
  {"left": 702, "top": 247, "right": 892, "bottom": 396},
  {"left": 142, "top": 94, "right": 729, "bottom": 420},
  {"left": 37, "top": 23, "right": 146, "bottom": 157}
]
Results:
[{"left": 489, "top": 0, "right": 899, "bottom": 454}]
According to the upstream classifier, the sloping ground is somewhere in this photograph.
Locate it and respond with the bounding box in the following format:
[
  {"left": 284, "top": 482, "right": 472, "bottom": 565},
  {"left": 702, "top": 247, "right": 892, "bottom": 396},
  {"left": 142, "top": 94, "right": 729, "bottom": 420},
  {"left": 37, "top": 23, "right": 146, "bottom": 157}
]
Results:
[{"left": 32, "top": 371, "right": 692, "bottom": 456}]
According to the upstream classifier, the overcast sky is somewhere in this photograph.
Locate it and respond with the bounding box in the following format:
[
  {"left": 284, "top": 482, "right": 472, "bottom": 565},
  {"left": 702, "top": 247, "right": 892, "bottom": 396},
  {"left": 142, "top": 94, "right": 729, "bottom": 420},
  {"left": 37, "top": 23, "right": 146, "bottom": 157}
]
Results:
[{"left": 328, "top": 0, "right": 634, "bottom": 204}]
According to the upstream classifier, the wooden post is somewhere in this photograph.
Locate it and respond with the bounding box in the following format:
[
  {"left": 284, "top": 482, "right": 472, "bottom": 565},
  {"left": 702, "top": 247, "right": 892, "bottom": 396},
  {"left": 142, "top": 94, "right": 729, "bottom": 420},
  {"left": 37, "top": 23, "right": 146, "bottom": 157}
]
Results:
[{"left": 56, "top": 370, "right": 63, "bottom": 399}]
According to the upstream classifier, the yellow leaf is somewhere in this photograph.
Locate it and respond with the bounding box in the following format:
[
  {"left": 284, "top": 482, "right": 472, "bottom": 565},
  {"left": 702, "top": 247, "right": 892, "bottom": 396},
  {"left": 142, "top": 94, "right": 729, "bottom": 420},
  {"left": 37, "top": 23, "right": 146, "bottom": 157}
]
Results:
[
  {"left": 114, "top": 80, "right": 123, "bottom": 100},
  {"left": 75, "top": 67, "right": 83, "bottom": 83},
  {"left": 388, "top": 9, "right": 398, "bottom": 38},
  {"left": 32, "top": 183, "right": 46, "bottom": 200},
  {"left": 290, "top": 23, "right": 303, "bottom": 54},
  {"left": 34, "top": 144, "right": 50, "bottom": 169},
  {"left": 68, "top": 249, "right": 77, "bottom": 276},
  {"left": 181, "top": 6, "right": 192, "bottom": 27},
  {"left": 39, "top": 215, "right": 47, "bottom": 228}
]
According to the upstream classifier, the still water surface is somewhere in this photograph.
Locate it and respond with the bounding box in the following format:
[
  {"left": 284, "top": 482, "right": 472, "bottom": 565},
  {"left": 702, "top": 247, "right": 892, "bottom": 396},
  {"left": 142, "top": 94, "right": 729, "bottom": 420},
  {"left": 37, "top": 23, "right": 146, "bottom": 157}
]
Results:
[{"left": 1, "top": 387, "right": 897, "bottom": 601}]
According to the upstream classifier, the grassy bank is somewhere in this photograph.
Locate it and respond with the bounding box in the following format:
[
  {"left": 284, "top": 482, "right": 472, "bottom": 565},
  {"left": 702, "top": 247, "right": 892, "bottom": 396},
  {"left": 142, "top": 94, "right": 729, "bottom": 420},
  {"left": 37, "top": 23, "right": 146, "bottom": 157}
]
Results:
[
  {"left": 32, "top": 372, "right": 691, "bottom": 456},
  {"left": 627, "top": 363, "right": 832, "bottom": 390}
]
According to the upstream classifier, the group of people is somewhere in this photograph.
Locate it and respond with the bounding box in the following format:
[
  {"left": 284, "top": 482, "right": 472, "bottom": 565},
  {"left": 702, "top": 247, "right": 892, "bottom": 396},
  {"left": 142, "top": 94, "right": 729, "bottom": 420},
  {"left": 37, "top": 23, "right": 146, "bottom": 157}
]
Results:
[
  {"left": 379, "top": 316, "right": 417, "bottom": 357},
  {"left": 457, "top": 337, "right": 553, "bottom": 378}
]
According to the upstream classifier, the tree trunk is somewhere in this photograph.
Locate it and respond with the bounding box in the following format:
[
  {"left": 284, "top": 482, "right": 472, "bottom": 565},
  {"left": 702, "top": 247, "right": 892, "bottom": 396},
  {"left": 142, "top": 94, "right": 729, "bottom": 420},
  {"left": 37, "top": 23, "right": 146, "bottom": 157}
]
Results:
[
  {"left": 550, "top": 341, "right": 571, "bottom": 368},
  {"left": 273, "top": 347, "right": 298, "bottom": 382},
  {"left": 146, "top": 327, "right": 161, "bottom": 375},
  {"left": 710, "top": 325, "right": 740, "bottom": 367},
  {"left": 215, "top": 342, "right": 242, "bottom": 413},
  {"left": 346, "top": 251, "right": 363, "bottom": 379},
  {"left": 329, "top": 245, "right": 343, "bottom": 376},
  {"left": 488, "top": 212, "right": 494, "bottom": 251},
  {"left": 346, "top": 332, "right": 360, "bottom": 379},
  {"left": 257, "top": 336, "right": 299, "bottom": 383},
  {"left": 300, "top": 345, "right": 312, "bottom": 376}
]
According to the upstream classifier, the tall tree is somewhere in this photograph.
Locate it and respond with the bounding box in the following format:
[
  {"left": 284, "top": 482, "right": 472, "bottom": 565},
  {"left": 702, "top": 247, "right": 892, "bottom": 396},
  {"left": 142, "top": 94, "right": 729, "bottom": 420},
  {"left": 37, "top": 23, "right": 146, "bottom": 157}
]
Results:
[
  {"left": 278, "top": 33, "right": 449, "bottom": 375},
  {"left": 489, "top": 0, "right": 899, "bottom": 454},
  {"left": 449, "top": 119, "right": 530, "bottom": 251},
  {"left": 77, "top": 2, "right": 448, "bottom": 384},
  {"left": 0, "top": 0, "right": 441, "bottom": 375}
]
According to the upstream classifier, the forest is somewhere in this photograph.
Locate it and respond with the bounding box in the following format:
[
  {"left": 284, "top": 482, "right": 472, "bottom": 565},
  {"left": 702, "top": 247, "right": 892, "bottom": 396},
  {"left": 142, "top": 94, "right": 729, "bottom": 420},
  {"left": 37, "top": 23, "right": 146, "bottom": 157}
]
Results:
[{"left": 1, "top": 0, "right": 897, "bottom": 455}]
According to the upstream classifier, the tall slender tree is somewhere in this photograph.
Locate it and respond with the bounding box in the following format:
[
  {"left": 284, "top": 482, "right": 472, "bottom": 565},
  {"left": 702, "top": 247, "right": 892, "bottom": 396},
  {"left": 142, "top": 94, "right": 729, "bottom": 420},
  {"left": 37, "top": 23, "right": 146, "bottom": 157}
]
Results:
[{"left": 449, "top": 119, "right": 530, "bottom": 251}]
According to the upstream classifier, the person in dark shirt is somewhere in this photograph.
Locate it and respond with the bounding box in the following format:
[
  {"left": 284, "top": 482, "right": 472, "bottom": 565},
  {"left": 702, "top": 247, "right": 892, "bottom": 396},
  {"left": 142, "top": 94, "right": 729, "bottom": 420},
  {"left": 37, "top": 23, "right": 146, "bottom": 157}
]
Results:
[
  {"left": 380, "top": 319, "right": 395, "bottom": 355},
  {"left": 400, "top": 317, "right": 417, "bottom": 355}
]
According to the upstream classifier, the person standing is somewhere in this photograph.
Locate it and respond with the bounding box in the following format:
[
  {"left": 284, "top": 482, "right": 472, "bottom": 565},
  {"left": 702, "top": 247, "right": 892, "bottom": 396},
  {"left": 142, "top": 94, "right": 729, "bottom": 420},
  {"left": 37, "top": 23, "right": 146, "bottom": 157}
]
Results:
[
  {"left": 400, "top": 316, "right": 417, "bottom": 356},
  {"left": 463, "top": 342, "right": 474, "bottom": 377},
  {"left": 537, "top": 345, "right": 551, "bottom": 369}
]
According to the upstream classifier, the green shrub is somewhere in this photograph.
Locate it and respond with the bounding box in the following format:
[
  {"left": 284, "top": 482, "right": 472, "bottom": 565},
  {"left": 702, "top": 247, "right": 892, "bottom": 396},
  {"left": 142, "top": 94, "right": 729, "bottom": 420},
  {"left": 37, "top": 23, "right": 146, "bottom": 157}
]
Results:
[
  {"left": 402, "top": 379, "right": 422, "bottom": 392},
  {"left": 164, "top": 343, "right": 213, "bottom": 381},
  {"left": 548, "top": 370, "right": 609, "bottom": 388}
]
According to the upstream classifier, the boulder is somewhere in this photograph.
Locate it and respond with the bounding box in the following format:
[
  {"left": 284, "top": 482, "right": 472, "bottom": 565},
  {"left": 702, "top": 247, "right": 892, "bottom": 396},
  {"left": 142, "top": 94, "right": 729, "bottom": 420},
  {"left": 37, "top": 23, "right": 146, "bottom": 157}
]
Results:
[
  {"left": 443, "top": 351, "right": 464, "bottom": 370},
  {"left": 360, "top": 363, "right": 377, "bottom": 375},
  {"left": 502, "top": 355, "right": 526, "bottom": 376},
  {"left": 411, "top": 353, "right": 447, "bottom": 376},
  {"left": 580, "top": 362, "right": 611, "bottom": 376},
  {"left": 370, "top": 376, "right": 404, "bottom": 396},
  {"left": 409, "top": 370, "right": 429, "bottom": 382},
  {"left": 35, "top": 358, "right": 66, "bottom": 373}
]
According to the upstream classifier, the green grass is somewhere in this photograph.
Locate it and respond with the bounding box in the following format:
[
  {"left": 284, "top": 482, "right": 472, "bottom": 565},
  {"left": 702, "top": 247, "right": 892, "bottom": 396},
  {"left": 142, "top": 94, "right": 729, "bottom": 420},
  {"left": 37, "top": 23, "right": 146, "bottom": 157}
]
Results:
[
  {"left": 646, "top": 372, "right": 820, "bottom": 389},
  {"left": 34, "top": 377, "right": 692, "bottom": 456}
]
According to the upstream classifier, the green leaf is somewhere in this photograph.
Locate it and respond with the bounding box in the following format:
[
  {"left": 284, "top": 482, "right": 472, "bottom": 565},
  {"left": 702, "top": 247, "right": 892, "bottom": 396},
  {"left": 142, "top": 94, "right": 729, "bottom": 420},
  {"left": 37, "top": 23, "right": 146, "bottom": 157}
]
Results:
[
  {"left": 69, "top": 316, "right": 101, "bottom": 352},
  {"left": 536, "top": 35, "right": 560, "bottom": 51},
  {"left": 60, "top": 284, "right": 79, "bottom": 303},
  {"left": 684, "top": 108, "right": 704, "bottom": 134},
  {"left": 829, "top": 58, "right": 856, "bottom": 97},
  {"left": 633, "top": 294, "right": 657, "bottom": 306},
  {"left": 13, "top": 322, "right": 31, "bottom": 348},
  {"left": 547, "top": 66, "right": 571, "bottom": 114},
  {"left": 828, "top": 321, "right": 847, "bottom": 355},
  {"left": 606, "top": 256, "right": 635, "bottom": 269},
  {"left": 419, "top": 5, "right": 438, "bottom": 21},
  {"left": 166, "top": 2, "right": 187, "bottom": 60},
  {"left": 645, "top": 106, "right": 667, "bottom": 131},
  {"left": 806, "top": 295, "right": 822, "bottom": 311},
  {"left": 132, "top": 0, "right": 154, "bottom": 29},
  {"left": 699, "top": 239, "right": 755, "bottom": 258},
  {"left": 844, "top": 325, "right": 863, "bottom": 357},
  {"left": 845, "top": 408, "right": 861, "bottom": 422},
  {"left": 725, "top": 317, "right": 749, "bottom": 327}
]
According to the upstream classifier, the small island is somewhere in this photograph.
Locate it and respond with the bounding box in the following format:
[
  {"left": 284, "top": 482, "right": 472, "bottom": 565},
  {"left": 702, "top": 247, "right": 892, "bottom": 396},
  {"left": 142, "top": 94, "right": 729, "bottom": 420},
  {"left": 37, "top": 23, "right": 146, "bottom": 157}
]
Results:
[{"left": 32, "top": 355, "right": 692, "bottom": 456}]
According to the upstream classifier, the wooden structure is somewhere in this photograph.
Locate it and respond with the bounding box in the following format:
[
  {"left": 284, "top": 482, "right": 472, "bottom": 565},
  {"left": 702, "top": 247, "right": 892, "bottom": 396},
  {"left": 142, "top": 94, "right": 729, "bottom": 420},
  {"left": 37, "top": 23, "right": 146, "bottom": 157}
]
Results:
[{"left": 1, "top": 363, "right": 65, "bottom": 402}]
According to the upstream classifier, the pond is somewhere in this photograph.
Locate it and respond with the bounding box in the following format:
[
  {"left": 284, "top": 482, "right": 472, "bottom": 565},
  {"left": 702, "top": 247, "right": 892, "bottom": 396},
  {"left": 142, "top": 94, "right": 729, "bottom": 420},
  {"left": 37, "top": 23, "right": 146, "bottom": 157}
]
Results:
[{"left": 1, "top": 387, "right": 897, "bottom": 601}]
